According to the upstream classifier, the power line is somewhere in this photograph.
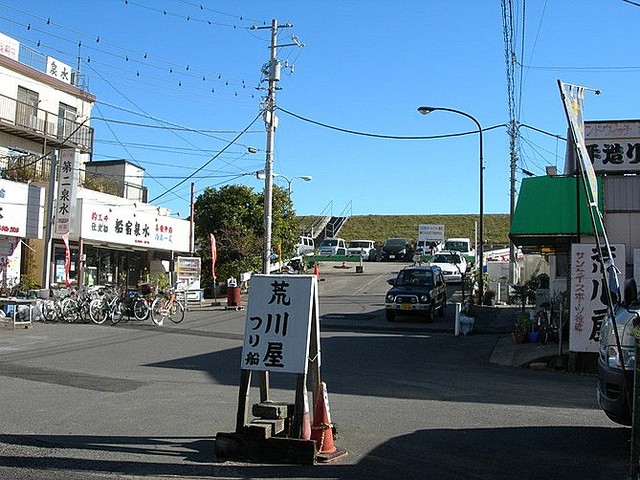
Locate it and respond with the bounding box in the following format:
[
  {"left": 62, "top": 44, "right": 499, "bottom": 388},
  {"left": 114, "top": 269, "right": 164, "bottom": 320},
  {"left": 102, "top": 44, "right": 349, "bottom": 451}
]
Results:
[
  {"left": 149, "top": 110, "right": 264, "bottom": 203},
  {"left": 277, "top": 106, "right": 507, "bottom": 140}
]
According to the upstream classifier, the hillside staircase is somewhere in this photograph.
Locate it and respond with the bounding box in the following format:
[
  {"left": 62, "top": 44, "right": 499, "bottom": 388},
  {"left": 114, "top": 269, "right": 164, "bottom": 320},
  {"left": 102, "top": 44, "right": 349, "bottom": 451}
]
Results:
[{"left": 302, "top": 201, "right": 352, "bottom": 244}]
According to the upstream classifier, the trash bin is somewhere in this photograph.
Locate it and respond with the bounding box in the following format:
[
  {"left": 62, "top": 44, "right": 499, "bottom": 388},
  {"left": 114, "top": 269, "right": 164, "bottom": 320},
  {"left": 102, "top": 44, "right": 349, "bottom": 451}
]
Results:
[{"left": 227, "top": 286, "right": 241, "bottom": 307}]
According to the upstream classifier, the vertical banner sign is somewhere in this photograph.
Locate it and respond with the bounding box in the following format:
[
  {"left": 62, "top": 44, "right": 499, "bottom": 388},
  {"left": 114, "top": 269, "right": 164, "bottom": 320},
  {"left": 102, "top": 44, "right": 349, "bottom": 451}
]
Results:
[
  {"left": 241, "top": 275, "right": 319, "bottom": 374},
  {"left": 62, "top": 232, "right": 71, "bottom": 288},
  {"left": 570, "top": 243, "right": 625, "bottom": 353},
  {"left": 54, "top": 149, "right": 78, "bottom": 235},
  {"left": 558, "top": 80, "right": 599, "bottom": 207},
  {"left": 210, "top": 233, "right": 217, "bottom": 281}
]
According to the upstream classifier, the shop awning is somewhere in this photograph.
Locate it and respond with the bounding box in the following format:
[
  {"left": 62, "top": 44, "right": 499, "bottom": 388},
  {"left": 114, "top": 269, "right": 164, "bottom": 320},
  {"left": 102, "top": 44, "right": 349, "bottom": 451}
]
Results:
[{"left": 509, "top": 175, "right": 603, "bottom": 249}]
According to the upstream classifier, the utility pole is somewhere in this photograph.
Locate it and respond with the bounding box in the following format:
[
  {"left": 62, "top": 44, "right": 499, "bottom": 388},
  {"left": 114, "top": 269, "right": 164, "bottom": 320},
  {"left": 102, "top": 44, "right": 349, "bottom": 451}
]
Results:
[
  {"left": 509, "top": 119, "right": 517, "bottom": 285},
  {"left": 250, "top": 18, "right": 295, "bottom": 405},
  {"left": 262, "top": 19, "right": 279, "bottom": 275},
  {"left": 252, "top": 19, "right": 295, "bottom": 275}
]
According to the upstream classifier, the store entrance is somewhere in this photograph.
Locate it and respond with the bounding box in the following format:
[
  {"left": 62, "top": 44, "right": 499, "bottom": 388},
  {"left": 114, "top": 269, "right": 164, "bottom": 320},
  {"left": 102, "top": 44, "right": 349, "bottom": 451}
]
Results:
[{"left": 84, "top": 246, "right": 148, "bottom": 288}]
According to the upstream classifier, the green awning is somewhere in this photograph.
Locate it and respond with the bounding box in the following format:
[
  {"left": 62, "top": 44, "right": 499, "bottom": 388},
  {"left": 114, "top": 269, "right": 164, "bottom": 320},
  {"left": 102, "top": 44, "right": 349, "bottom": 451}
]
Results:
[{"left": 509, "top": 175, "right": 603, "bottom": 248}]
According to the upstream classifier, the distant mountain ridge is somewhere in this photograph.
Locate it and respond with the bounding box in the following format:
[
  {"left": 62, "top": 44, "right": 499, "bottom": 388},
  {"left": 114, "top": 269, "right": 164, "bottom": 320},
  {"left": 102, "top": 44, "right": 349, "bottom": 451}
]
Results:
[{"left": 299, "top": 214, "right": 511, "bottom": 249}]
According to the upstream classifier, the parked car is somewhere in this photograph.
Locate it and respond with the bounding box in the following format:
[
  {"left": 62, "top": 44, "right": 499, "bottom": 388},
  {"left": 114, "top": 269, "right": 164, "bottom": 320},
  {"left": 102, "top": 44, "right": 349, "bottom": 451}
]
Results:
[
  {"left": 597, "top": 279, "right": 639, "bottom": 425},
  {"left": 318, "top": 237, "right": 347, "bottom": 256},
  {"left": 347, "top": 239, "right": 376, "bottom": 260},
  {"left": 295, "top": 235, "right": 315, "bottom": 256},
  {"left": 415, "top": 240, "right": 441, "bottom": 256},
  {"left": 428, "top": 251, "right": 467, "bottom": 283},
  {"left": 384, "top": 265, "right": 447, "bottom": 322},
  {"left": 379, "top": 237, "right": 414, "bottom": 262}
]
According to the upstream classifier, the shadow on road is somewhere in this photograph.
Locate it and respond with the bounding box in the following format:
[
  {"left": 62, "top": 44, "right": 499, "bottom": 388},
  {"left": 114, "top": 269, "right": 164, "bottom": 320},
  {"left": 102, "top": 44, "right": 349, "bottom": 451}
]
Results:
[
  {"left": 147, "top": 333, "right": 599, "bottom": 411},
  {"left": 0, "top": 425, "right": 629, "bottom": 479}
]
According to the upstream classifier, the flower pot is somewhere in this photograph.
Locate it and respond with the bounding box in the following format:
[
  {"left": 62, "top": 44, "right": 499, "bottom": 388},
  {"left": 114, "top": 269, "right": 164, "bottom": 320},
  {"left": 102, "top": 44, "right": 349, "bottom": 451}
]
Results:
[
  {"left": 527, "top": 332, "right": 539, "bottom": 343},
  {"left": 512, "top": 332, "right": 527, "bottom": 344}
]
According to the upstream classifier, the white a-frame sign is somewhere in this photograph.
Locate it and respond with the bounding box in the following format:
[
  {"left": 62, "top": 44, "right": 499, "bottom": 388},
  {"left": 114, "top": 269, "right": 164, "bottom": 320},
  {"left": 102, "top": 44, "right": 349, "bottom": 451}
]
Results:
[{"left": 240, "top": 274, "right": 320, "bottom": 374}]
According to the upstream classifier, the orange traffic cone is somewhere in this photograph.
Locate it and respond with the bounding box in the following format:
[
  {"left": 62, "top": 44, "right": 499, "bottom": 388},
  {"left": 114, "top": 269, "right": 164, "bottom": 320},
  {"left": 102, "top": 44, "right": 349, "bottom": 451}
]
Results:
[
  {"left": 310, "top": 382, "right": 347, "bottom": 462},
  {"left": 311, "top": 382, "right": 335, "bottom": 455},
  {"left": 313, "top": 263, "right": 320, "bottom": 279}
]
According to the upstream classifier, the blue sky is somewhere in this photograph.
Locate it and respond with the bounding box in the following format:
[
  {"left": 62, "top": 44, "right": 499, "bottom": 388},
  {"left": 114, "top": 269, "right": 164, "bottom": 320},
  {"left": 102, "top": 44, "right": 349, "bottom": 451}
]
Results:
[{"left": 2, "top": 1, "right": 638, "bottom": 217}]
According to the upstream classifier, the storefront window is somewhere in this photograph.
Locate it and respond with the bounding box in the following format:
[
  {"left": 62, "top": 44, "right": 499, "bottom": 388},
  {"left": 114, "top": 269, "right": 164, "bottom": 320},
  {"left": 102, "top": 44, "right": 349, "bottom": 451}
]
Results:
[
  {"left": 83, "top": 246, "right": 147, "bottom": 287},
  {"left": 53, "top": 244, "right": 78, "bottom": 285}
]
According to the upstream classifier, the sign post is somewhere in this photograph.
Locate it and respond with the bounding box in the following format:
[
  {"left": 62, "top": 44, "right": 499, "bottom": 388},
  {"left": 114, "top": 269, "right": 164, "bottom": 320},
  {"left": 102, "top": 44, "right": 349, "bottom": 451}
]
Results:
[{"left": 216, "top": 274, "right": 346, "bottom": 464}]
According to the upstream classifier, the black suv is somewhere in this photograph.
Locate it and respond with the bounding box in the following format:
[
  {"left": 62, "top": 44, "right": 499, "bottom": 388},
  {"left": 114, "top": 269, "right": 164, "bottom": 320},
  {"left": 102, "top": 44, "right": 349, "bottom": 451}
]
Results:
[
  {"left": 379, "top": 237, "right": 414, "bottom": 262},
  {"left": 384, "top": 265, "right": 447, "bottom": 322}
]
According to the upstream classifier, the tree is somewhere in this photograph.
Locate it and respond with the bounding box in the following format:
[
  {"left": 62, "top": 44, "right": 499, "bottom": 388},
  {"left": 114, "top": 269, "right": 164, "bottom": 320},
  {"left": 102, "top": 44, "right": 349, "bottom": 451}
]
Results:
[{"left": 194, "top": 183, "right": 301, "bottom": 292}]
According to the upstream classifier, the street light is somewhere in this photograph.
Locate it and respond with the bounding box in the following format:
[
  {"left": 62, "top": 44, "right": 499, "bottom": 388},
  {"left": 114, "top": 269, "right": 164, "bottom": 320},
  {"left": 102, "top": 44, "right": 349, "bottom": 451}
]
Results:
[
  {"left": 274, "top": 174, "right": 313, "bottom": 198},
  {"left": 417, "top": 105, "right": 485, "bottom": 302},
  {"left": 256, "top": 171, "right": 312, "bottom": 198}
]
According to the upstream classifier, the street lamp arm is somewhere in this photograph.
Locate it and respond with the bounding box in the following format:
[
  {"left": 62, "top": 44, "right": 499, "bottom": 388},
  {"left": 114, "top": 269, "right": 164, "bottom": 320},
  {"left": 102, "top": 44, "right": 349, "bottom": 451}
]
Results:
[{"left": 418, "top": 106, "right": 482, "bottom": 135}]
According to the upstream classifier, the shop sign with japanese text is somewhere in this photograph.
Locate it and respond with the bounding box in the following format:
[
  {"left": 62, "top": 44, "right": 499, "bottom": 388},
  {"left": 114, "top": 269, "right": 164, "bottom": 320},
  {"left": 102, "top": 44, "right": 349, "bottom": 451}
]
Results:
[
  {"left": 0, "top": 179, "right": 29, "bottom": 237},
  {"left": 54, "top": 148, "right": 78, "bottom": 235},
  {"left": 46, "top": 56, "right": 72, "bottom": 84},
  {"left": 585, "top": 121, "right": 640, "bottom": 174},
  {"left": 79, "top": 200, "right": 191, "bottom": 252},
  {"left": 0, "top": 32, "right": 19, "bottom": 60},
  {"left": 570, "top": 243, "right": 625, "bottom": 353},
  {"left": 241, "top": 274, "right": 320, "bottom": 374}
]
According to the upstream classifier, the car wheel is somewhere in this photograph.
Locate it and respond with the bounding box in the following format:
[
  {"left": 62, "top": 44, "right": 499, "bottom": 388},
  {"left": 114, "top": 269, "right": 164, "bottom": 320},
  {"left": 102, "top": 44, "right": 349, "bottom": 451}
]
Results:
[{"left": 385, "top": 310, "right": 396, "bottom": 322}]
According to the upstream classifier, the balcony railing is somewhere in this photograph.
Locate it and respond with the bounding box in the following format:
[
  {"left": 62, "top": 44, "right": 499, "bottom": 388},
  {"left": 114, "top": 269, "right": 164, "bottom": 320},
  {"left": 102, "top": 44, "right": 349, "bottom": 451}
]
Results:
[
  {"left": 0, "top": 153, "right": 51, "bottom": 183},
  {"left": 0, "top": 93, "right": 93, "bottom": 154}
]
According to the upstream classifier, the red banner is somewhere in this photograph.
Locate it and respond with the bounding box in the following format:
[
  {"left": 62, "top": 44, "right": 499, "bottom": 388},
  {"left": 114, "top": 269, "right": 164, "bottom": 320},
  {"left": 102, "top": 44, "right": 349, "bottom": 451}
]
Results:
[
  {"left": 210, "top": 233, "right": 217, "bottom": 281},
  {"left": 62, "top": 233, "right": 71, "bottom": 289}
]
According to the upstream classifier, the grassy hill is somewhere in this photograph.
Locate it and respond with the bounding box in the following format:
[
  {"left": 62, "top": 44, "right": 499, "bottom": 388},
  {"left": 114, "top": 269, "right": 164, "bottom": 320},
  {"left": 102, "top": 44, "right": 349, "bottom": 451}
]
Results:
[{"left": 299, "top": 214, "right": 511, "bottom": 249}]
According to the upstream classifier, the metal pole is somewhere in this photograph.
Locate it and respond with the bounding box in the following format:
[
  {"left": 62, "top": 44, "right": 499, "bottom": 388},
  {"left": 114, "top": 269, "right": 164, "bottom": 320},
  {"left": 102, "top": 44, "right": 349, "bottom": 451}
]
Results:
[
  {"left": 189, "top": 182, "right": 195, "bottom": 256},
  {"left": 417, "top": 106, "right": 484, "bottom": 302},
  {"left": 42, "top": 151, "right": 57, "bottom": 289},
  {"left": 262, "top": 18, "right": 278, "bottom": 275}
]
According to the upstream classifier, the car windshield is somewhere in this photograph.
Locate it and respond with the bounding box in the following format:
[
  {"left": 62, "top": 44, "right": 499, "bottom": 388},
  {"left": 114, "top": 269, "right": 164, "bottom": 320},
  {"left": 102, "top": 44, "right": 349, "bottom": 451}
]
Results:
[
  {"left": 444, "top": 241, "right": 468, "bottom": 252},
  {"left": 321, "top": 239, "right": 338, "bottom": 247},
  {"left": 349, "top": 241, "right": 371, "bottom": 248},
  {"left": 396, "top": 270, "right": 433, "bottom": 286},
  {"left": 433, "top": 254, "right": 459, "bottom": 264},
  {"left": 385, "top": 238, "right": 406, "bottom": 246}
]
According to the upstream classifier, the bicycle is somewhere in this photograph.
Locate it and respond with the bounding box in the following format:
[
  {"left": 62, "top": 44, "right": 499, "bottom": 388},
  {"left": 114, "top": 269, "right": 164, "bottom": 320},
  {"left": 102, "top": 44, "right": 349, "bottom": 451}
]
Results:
[
  {"left": 536, "top": 291, "right": 568, "bottom": 345},
  {"left": 88, "top": 286, "right": 125, "bottom": 325},
  {"left": 119, "top": 288, "right": 152, "bottom": 321},
  {"left": 150, "top": 287, "right": 185, "bottom": 326},
  {"left": 42, "top": 287, "right": 79, "bottom": 323}
]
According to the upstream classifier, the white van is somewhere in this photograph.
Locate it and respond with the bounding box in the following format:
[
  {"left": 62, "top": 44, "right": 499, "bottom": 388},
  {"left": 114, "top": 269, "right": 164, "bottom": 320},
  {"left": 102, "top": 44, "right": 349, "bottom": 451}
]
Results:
[
  {"left": 443, "top": 238, "right": 474, "bottom": 257},
  {"left": 318, "top": 237, "right": 347, "bottom": 256},
  {"left": 295, "top": 236, "right": 315, "bottom": 256},
  {"left": 347, "top": 239, "right": 376, "bottom": 260}
]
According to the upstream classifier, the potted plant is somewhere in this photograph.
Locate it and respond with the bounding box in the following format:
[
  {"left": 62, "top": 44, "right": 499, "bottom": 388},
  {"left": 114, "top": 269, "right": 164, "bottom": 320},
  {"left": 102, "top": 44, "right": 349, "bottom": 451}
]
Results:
[
  {"left": 483, "top": 289, "right": 496, "bottom": 306},
  {"left": 513, "top": 312, "right": 531, "bottom": 344}
]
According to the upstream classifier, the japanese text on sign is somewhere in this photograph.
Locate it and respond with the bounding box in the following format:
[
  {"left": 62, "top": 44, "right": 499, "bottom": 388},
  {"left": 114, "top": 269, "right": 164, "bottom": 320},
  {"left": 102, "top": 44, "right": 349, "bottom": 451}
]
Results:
[
  {"left": 241, "top": 274, "right": 318, "bottom": 374},
  {"left": 570, "top": 243, "right": 625, "bottom": 353},
  {"left": 54, "top": 149, "right": 78, "bottom": 235}
]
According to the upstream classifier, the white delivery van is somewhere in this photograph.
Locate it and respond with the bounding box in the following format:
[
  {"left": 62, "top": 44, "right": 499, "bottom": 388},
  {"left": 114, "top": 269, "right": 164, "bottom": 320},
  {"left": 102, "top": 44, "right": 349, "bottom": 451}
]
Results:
[
  {"left": 318, "top": 237, "right": 347, "bottom": 256},
  {"left": 295, "top": 236, "right": 315, "bottom": 256},
  {"left": 443, "top": 238, "right": 475, "bottom": 258}
]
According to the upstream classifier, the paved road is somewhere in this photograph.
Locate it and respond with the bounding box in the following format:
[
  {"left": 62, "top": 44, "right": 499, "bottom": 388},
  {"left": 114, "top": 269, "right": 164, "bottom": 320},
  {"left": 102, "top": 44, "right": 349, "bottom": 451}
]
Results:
[{"left": 0, "top": 262, "right": 631, "bottom": 479}]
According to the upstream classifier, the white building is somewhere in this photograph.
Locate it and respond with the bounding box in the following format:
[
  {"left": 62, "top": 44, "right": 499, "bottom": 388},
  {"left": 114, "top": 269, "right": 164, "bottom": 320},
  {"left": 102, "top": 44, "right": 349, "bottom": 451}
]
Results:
[{"left": 0, "top": 32, "right": 193, "bottom": 291}]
